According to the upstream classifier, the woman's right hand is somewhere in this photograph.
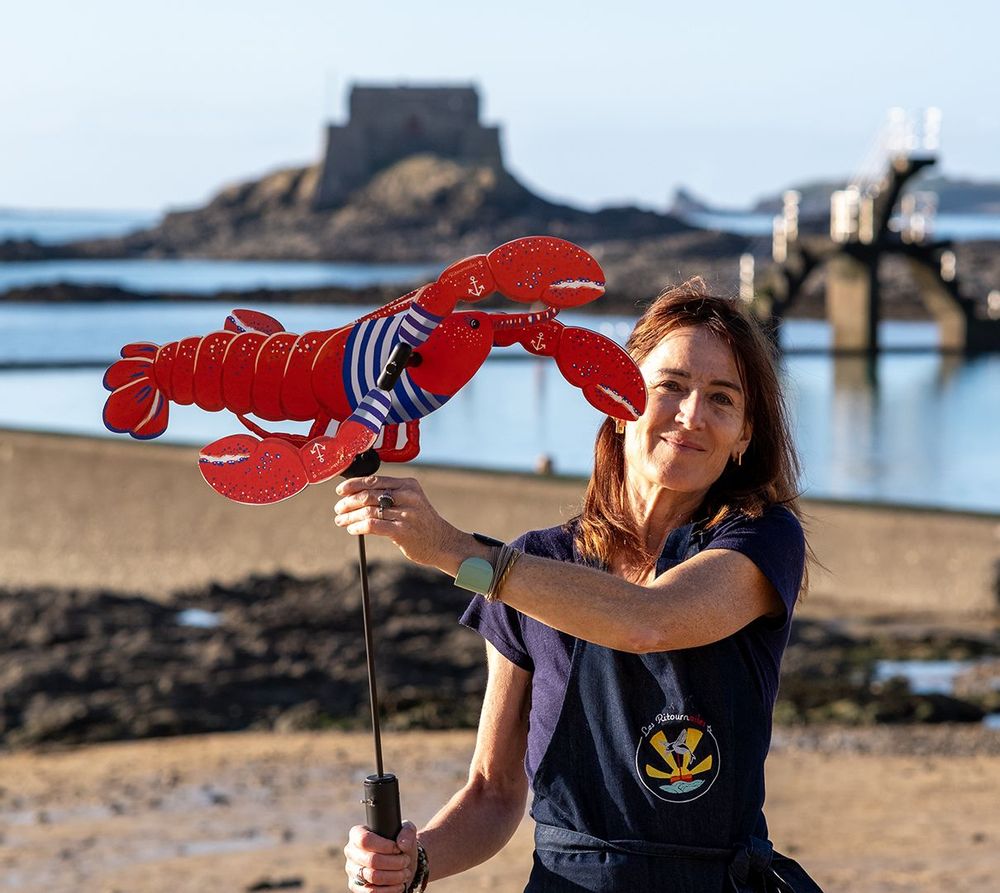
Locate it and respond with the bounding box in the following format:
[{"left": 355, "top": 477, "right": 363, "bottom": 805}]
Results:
[
  {"left": 334, "top": 474, "right": 467, "bottom": 572},
  {"left": 343, "top": 821, "right": 418, "bottom": 892}
]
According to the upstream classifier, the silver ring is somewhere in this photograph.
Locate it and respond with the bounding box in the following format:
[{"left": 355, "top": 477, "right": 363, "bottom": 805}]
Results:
[
  {"left": 376, "top": 491, "right": 394, "bottom": 520},
  {"left": 354, "top": 865, "right": 369, "bottom": 887}
]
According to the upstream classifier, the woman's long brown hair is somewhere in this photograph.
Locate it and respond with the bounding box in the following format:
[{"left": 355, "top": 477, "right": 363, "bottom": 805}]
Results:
[{"left": 575, "top": 279, "right": 805, "bottom": 583}]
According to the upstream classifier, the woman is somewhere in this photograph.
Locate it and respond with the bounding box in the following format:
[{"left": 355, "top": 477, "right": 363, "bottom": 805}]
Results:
[{"left": 334, "top": 281, "right": 814, "bottom": 892}]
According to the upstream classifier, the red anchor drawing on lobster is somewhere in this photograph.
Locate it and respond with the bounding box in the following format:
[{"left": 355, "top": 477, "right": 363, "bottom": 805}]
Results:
[{"left": 102, "top": 236, "right": 647, "bottom": 505}]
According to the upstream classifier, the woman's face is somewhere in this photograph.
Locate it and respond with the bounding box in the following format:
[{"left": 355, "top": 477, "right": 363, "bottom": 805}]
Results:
[{"left": 623, "top": 325, "right": 751, "bottom": 500}]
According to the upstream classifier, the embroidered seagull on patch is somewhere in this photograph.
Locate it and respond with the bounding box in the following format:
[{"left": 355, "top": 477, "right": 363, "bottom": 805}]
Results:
[{"left": 664, "top": 729, "right": 695, "bottom": 760}]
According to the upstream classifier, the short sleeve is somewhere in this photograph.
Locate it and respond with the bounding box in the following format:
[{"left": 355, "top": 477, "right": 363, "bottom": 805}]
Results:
[
  {"left": 460, "top": 596, "right": 533, "bottom": 671},
  {"left": 701, "top": 505, "right": 805, "bottom": 628}
]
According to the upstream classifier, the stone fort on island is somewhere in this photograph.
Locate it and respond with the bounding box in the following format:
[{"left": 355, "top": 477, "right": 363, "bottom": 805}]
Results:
[{"left": 313, "top": 84, "right": 504, "bottom": 209}]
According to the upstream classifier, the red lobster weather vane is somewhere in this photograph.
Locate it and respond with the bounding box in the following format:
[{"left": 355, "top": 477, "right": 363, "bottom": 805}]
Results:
[
  {"left": 102, "top": 236, "right": 647, "bottom": 502},
  {"left": 101, "top": 234, "right": 649, "bottom": 847}
]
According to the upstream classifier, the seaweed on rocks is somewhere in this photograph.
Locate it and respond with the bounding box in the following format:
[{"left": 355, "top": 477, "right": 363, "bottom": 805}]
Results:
[
  {"left": 775, "top": 618, "right": 1000, "bottom": 726},
  {"left": 1, "top": 574, "right": 998, "bottom": 749},
  {"left": 0, "top": 565, "right": 486, "bottom": 748}
]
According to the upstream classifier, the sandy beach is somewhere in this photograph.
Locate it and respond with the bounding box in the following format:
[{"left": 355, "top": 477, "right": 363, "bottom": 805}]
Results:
[
  {"left": 2, "top": 429, "right": 999, "bottom": 891},
  {"left": 3, "top": 727, "right": 999, "bottom": 893}
]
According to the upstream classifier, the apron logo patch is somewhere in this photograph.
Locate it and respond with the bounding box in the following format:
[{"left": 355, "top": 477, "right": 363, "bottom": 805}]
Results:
[{"left": 635, "top": 713, "right": 721, "bottom": 803}]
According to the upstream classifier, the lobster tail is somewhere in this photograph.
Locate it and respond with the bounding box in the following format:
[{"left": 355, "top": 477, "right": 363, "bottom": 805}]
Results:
[{"left": 103, "top": 354, "right": 169, "bottom": 440}]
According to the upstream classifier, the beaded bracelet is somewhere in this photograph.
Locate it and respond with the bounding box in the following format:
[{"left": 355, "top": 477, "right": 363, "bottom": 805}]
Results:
[{"left": 405, "top": 842, "right": 429, "bottom": 892}]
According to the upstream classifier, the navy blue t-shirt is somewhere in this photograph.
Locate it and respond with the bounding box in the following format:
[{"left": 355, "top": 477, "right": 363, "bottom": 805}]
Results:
[{"left": 460, "top": 506, "right": 805, "bottom": 784}]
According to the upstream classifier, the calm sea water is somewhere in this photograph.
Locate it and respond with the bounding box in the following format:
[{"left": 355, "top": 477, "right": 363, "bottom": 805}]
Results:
[
  {"left": 7, "top": 207, "right": 1000, "bottom": 245},
  {"left": 0, "top": 258, "right": 436, "bottom": 294},
  {"left": 1, "top": 302, "right": 998, "bottom": 513},
  {"left": 2, "top": 210, "right": 998, "bottom": 511},
  {"left": 0, "top": 210, "right": 435, "bottom": 292},
  {"left": 678, "top": 210, "right": 1000, "bottom": 241},
  {"left": 0, "top": 208, "right": 159, "bottom": 244}
]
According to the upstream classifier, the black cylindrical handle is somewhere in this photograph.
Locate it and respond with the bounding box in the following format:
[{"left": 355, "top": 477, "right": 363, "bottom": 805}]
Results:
[
  {"left": 376, "top": 342, "right": 414, "bottom": 390},
  {"left": 342, "top": 448, "right": 381, "bottom": 480},
  {"left": 363, "top": 773, "right": 402, "bottom": 841}
]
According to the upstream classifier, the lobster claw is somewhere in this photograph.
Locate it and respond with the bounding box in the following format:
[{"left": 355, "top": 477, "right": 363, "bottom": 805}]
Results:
[
  {"left": 496, "top": 319, "right": 646, "bottom": 420},
  {"left": 553, "top": 326, "right": 647, "bottom": 420},
  {"left": 198, "top": 435, "right": 310, "bottom": 505},
  {"left": 434, "top": 236, "right": 606, "bottom": 311},
  {"left": 198, "top": 421, "right": 379, "bottom": 505},
  {"left": 486, "top": 236, "right": 606, "bottom": 308}
]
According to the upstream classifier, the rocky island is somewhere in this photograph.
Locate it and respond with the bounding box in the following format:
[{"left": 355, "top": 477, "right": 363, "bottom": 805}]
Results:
[{"left": 3, "top": 84, "right": 999, "bottom": 321}]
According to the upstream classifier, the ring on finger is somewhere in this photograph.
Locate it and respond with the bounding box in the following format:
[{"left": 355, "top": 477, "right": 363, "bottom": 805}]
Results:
[
  {"left": 376, "top": 490, "right": 394, "bottom": 520},
  {"left": 354, "top": 865, "right": 369, "bottom": 887}
]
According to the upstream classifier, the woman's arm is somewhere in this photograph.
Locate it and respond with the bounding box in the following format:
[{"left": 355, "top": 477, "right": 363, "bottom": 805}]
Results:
[
  {"left": 489, "top": 547, "right": 780, "bottom": 653},
  {"left": 334, "top": 475, "right": 783, "bottom": 654},
  {"left": 343, "top": 642, "right": 531, "bottom": 890},
  {"left": 419, "top": 641, "right": 531, "bottom": 877}
]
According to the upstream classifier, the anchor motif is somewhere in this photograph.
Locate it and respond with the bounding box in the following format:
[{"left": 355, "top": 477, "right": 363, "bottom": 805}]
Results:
[
  {"left": 531, "top": 333, "right": 547, "bottom": 352},
  {"left": 467, "top": 276, "right": 486, "bottom": 298}
]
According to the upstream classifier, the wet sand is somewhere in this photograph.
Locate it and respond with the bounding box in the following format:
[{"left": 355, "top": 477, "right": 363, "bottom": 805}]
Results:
[{"left": 3, "top": 728, "right": 999, "bottom": 893}]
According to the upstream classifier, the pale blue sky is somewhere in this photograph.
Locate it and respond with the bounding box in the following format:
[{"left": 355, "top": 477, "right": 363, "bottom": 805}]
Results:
[{"left": 2, "top": 0, "right": 996, "bottom": 212}]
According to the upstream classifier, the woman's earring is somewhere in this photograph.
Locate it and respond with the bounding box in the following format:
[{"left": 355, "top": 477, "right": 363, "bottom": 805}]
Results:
[
  {"left": 614, "top": 419, "right": 626, "bottom": 435},
  {"left": 736, "top": 451, "right": 743, "bottom": 466}
]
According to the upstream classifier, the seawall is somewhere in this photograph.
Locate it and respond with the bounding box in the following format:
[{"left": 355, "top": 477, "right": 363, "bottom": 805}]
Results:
[{"left": 2, "top": 429, "right": 997, "bottom": 614}]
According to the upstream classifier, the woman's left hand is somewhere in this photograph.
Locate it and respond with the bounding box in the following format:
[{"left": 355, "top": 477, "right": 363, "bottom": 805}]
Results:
[{"left": 334, "top": 475, "right": 466, "bottom": 571}]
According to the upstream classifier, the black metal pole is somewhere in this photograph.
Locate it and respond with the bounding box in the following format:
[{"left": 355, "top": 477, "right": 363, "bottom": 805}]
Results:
[
  {"left": 348, "top": 341, "right": 417, "bottom": 841},
  {"left": 352, "top": 490, "right": 401, "bottom": 840},
  {"left": 357, "top": 533, "right": 385, "bottom": 776}
]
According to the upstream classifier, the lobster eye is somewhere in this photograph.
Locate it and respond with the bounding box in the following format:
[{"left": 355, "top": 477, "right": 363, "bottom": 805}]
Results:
[{"left": 469, "top": 318, "right": 480, "bottom": 329}]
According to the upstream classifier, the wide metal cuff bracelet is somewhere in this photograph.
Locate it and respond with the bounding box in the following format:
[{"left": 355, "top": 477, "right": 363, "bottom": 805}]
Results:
[{"left": 454, "top": 556, "right": 495, "bottom": 594}]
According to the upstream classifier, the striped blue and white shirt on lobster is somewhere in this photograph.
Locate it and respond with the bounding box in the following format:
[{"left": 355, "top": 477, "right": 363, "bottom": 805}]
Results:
[{"left": 341, "top": 305, "right": 451, "bottom": 434}]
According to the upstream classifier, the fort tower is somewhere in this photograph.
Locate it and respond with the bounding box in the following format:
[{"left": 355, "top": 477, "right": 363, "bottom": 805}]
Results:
[{"left": 313, "top": 84, "right": 504, "bottom": 209}]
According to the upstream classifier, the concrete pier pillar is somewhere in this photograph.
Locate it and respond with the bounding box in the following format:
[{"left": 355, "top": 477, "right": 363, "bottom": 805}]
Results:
[
  {"left": 905, "top": 258, "right": 969, "bottom": 351},
  {"left": 826, "top": 253, "right": 878, "bottom": 352}
]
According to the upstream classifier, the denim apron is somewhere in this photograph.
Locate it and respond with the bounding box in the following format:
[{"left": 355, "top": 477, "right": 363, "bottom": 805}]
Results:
[{"left": 525, "top": 523, "right": 784, "bottom": 892}]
